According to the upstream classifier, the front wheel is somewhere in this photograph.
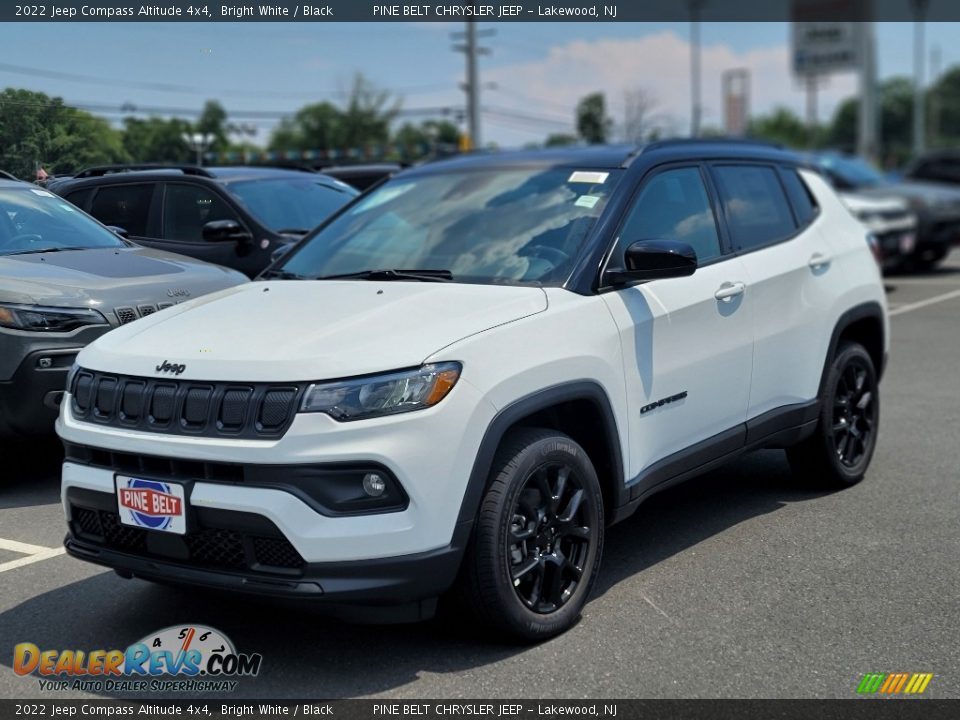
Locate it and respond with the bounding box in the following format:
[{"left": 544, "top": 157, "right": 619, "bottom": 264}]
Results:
[
  {"left": 457, "top": 428, "right": 605, "bottom": 642},
  {"left": 787, "top": 341, "right": 879, "bottom": 487}
]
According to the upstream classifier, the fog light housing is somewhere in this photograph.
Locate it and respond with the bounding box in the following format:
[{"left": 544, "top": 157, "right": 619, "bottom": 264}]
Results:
[{"left": 363, "top": 472, "right": 387, "bottom": 497}]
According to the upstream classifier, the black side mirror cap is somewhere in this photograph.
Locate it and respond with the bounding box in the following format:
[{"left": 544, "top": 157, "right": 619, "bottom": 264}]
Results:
[
  {"left": 605, "top": 239, "right": 698, "bottom": 285},
  {"left": 202, "top": 219, "right": 252, "bottom": 243}
]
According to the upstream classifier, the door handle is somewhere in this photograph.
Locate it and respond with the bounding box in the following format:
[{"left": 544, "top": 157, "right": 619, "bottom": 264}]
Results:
[
  {"left": 714, "top": 281, "right": 745, "bottom": 302},
  {"left": 808, "top": 252, "right": 831, "bottom": 270}
]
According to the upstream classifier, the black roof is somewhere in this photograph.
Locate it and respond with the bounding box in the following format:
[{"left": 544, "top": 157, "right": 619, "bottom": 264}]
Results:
[{"left": 403, "top": 139, "right": 801, "bottom": 177}]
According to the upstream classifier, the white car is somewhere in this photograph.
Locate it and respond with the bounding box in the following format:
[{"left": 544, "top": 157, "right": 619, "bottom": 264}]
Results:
[
  {"left": 838, "top": 191, "right": 917, "bottom": 267},
  {"left": 58, "top": 142, "right": 888, "bottom": 641}
]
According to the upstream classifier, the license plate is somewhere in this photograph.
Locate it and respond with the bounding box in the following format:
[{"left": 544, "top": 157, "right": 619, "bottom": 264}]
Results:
[{"left": 115, "top": 475, "right": 187, "bottom": 535}]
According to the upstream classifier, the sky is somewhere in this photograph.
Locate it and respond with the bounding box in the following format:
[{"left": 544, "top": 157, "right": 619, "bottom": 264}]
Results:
[{"left": 0, "top": 21, "right": 954, "bottom": 150}]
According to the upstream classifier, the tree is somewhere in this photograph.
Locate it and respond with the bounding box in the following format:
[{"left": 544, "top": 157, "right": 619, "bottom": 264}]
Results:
[
  {"left": 576, "top": 92, "right": 611, "bottom": 144},
  {"left": 196, "top": 100, "right": 229, "bottom": 153},
  {"left": 544, "top": 133, "right": 578, "bottom": 147},
  {"left": 340, "top": 73, "right": 400, "bottom": 149},
  {"left": 121, "top": 116, "right": 193, "bottom": 163},
  {"left": 621, "top": 88, "right": 660, "bottom": 144},
  {"left": 0, "top": 88, "right": 128, "bottom": 177},
  {"left": 393, "top": 119, "right": 461, "bottom": 155},
  {"left": 269, "top": 101, "right": 342, "bottom": 152},
  {"left": 748, "top": 107, "right": 818, "bottom": 149}
]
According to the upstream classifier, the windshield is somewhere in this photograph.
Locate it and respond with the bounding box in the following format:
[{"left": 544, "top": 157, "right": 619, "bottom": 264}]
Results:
[
  {"left": 820, "top": 156, "right": 886, "bottom": 188},
  {"left": 227, "top": 176, "right": 357, "bottom": 233},
  {"left": 278, "top": 166, "right": 622, "bottom": 285},
  {"left": 0, "top": 187, "right": 125, "bottom": 255}
]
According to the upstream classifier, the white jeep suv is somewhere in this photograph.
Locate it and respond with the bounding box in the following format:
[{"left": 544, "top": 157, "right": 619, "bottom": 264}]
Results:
[{"left": 58, "top": 141, "right": 887, "bottom": 641}]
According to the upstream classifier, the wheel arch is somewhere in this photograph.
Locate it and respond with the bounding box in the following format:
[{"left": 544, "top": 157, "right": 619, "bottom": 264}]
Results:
[
  {"left": 452, "top": 381, "right": 626, "bottom": 552},
  {"left": 819, "top": 301, "right": 887, "bottom": 397}
]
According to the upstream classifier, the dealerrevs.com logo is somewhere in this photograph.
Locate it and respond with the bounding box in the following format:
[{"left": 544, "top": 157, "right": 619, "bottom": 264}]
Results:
[{"left": 14, "top": 625, "right": 262, "bottom": 693}]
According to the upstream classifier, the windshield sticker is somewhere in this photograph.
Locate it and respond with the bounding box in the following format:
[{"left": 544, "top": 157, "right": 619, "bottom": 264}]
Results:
[
  {"left": 575, "top": 195, "right": 600, "bottom": 209},
  {"left": 568, "top": 171, "right": 609, "bottom": 184},
  {"left": 31, "top": 189, "right": 55, "bottom": 197}
]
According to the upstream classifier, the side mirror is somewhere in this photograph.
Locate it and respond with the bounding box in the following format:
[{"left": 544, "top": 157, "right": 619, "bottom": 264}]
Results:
[
  {"left": 106, "top": 225, "right": 129, "bottom": 238},
  {"left": 606, "top": 239, "right": 697, "bottom": 285},
  {"left": 202, "top": 219, "right": 252, "bottom": 243}
]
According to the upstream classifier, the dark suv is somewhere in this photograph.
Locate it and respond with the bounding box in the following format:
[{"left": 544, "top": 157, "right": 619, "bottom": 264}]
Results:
[{"left": 52, "top": 165, "right": 357, "bottom": 278}]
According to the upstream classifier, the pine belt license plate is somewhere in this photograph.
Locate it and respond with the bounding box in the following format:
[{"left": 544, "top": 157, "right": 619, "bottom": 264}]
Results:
[{"left": 115, "top": 475, "right": 187, "bottom": 535}]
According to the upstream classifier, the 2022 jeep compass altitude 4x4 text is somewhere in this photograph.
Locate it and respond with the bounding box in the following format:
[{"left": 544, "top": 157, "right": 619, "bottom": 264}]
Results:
[{"left": 58, "top": 141, "right": 888, "bottom": 641}]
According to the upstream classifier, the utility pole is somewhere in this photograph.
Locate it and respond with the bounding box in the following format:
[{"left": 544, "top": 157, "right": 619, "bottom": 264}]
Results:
[
  {"left": 857, "top": 22, "right": 878, "bottom": 163},
  {"left": 689, "top": 0, "right": 704, "bottom": 137},
  {"left": 805, "top": 74, "right": 819, "bottom": 145},
  {"left": 930, "top": 45, "right": 941, "bottom": 147},
  {"left": 913, "top": 0, "right": 928, "bottom": 155},
  {"left": 451, "top": 15, "right": 494, "bottom": 151}
]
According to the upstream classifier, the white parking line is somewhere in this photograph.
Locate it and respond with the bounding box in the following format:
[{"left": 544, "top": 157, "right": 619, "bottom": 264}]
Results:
[
  {"left": 890, "top": 288, "right": 960, "bottom": 317},
  {"left": 0, "top": 537, "right": 65, "bottom": 573}
]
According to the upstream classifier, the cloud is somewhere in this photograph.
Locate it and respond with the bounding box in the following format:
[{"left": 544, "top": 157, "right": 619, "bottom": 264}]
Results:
[{"left": 484, "top": 30, "right": 858, "bottom": 141}]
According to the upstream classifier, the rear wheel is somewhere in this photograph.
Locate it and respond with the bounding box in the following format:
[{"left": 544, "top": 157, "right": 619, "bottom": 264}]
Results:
[
  {"left": 457, "top": 428, "right": 604, "bottom": 642},
  {"left": 787, "top": 342, "right": 879, "bottom": 487}
]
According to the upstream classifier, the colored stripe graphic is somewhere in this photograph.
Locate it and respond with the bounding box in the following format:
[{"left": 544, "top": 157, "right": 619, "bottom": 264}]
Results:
[{"left": 857, "top": 672, "right": 933, "bottom": 695}]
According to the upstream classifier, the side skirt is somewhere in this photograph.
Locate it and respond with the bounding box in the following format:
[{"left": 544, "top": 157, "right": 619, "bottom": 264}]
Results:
[{"left": 610, "top": 400, "right": 820, "bottom": 524}]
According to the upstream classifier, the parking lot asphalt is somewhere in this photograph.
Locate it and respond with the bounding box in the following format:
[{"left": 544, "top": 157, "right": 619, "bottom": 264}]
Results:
[{"left": 2, "top": 253, "right": 959, "bottom": 701}]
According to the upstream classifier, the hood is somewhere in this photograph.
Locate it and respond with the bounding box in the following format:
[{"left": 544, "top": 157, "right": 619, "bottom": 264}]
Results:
[
  {"left": 857, "top": 180, "right": 960, "bottom": 213},
  {"left": 0, "top": 246, "right": 247, "bottom": 316},
  {"left": 839, "top": 191, "right": 909, "bottom": 214},
  {"left": 78, "top": 280, "right": 549, "bottom": 381}
]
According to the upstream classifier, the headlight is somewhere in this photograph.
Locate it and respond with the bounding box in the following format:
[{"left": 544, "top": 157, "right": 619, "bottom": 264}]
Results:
[
  {"left": 0, "top": 303, "right": 108, "bottom": 332},
  {"left": 301, "top": 362, "right": 462, "bottom": 421}
]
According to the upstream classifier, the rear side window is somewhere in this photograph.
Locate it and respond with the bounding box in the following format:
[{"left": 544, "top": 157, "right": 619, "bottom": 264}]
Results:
[
  {"left": 163, "top": 184, "right": 240, "bottom": 243},
  {"left": 63, "top": 187, "right": 94, "bottom": 212},
  {"left": 779, "top": 168, "right": 818, "bottom": 226},
  {"left": 712, "top": 165, "right": 796, "bottom": 251},
  {"left": 89, "top": 184, "right": 153, "bottom": 237}
]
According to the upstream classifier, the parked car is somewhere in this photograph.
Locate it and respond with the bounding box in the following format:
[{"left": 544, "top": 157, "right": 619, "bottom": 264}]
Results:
[
  {"left": 52, "top": 165, "right": 358, "bottom": 278},
  {"left": 58, "top": 141, "right": 887, "bottom": 641},
  {"left": 0, "top": 180, "right": 247, "bottom": 439},
  {"left": 902, "top": 149, "right": 960, "bottom": 186},
  {"left": 808, "top": 152, "right": 960, "bottom": 269},
  {"left": 836, "top": 192, "right": 917, "bottom": 270},
  {"left": 319, "top": 163, "right": 405, "bottom": 191}
]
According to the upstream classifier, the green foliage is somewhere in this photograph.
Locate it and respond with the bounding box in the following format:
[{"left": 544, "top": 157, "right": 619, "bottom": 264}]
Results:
[
  {"left": 196, "top": 100, "right": 229, "bottom": 153},
  {"left": 747, "top": 106, "right": 820, "bottom": 149},
  {"left": 575, "top": 92, "right": 611, "bottom": 144},
  {"left": 544, "top": 133, "right": 578, "bottom": 147},
  {"left": 121, "top": 116, "right": 194, "bottom": 164},
  {"left": 0, "top": 88, "right": 128, "bottom": 177}
]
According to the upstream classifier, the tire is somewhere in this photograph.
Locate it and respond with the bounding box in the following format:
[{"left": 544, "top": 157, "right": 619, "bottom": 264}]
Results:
[
  {"left": 910, "top": 247, "right": 948, "bottom": 272},
  {"left": 457, "top": 428, "right": 605, "bottom": 642},
  {"left": 787, "top": 342, "right": 880, "bottom": 488}
]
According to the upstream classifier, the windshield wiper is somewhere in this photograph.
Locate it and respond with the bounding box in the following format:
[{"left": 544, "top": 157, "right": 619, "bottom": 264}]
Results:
[
  {"left": 260, "top": 268, "right": 309, "bottom": 280},
  {"left": 317, "top": 268, "right": 454, "bottom": 282},
  {"left": 275, "top": 228, "right": 309, "bottom": 235},
  {"left": 4, "top": 246, "right": 91, "bottom": 256}
]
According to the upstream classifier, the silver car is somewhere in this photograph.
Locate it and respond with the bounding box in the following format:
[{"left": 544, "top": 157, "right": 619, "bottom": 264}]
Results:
[{"left": 0, "top": 180, "right": 246, "bottom": 438}]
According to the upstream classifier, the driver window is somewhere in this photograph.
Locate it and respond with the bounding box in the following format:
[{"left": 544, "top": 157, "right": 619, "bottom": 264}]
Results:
[
  {"left": 163, "top": 184, "right": 239, "bottom": 243},
  {"left": 618, "top": 167, "right": 721, "bottom": 264}
]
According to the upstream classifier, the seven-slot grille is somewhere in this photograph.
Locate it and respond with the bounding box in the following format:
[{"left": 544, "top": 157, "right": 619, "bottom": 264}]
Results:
[{"left": 70, "top": 369, "right": 303, "bottom": 438}]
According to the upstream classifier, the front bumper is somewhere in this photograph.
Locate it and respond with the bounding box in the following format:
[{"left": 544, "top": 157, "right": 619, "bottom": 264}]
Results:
[
  {"left": 64, "top": 486, "right": 463, "bottom": 618},
  {"left": 0, "top": 347, "right": 83, "bottom": 437}
]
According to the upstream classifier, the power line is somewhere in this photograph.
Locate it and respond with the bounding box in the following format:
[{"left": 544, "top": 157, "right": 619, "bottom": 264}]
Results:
[{"left": 0, "top": 61, "right": 452, "bottom": 100}]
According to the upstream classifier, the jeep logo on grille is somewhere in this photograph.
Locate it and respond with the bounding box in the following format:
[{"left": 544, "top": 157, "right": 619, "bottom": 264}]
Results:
[
  {"left": 155, "top": 360, "right": 186, "bottom": 375},
  {"left": 166, "top": 288, "right": 190, "bottom": 297}
]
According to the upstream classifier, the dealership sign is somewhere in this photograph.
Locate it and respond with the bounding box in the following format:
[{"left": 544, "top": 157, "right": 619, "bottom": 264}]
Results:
[{"left": 792, "top": 21, "right": 861, "bottom": 75}]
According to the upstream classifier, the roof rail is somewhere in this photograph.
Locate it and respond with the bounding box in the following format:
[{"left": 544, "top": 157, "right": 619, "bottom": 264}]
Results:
[
  {"left": 643, "top": 137, "right": 784, "bottom": 151},
  {"left": 73, "top": 164, "right": 215, "bottom": 179}
]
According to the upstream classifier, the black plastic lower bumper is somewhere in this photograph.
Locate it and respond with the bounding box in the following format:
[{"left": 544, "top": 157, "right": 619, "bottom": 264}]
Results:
[
  {"left": 0, "top": 348, "right": 79, "bottom": 437},
  {"left": 64, "top": 486, "right": 468, "bottom": 621}
]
